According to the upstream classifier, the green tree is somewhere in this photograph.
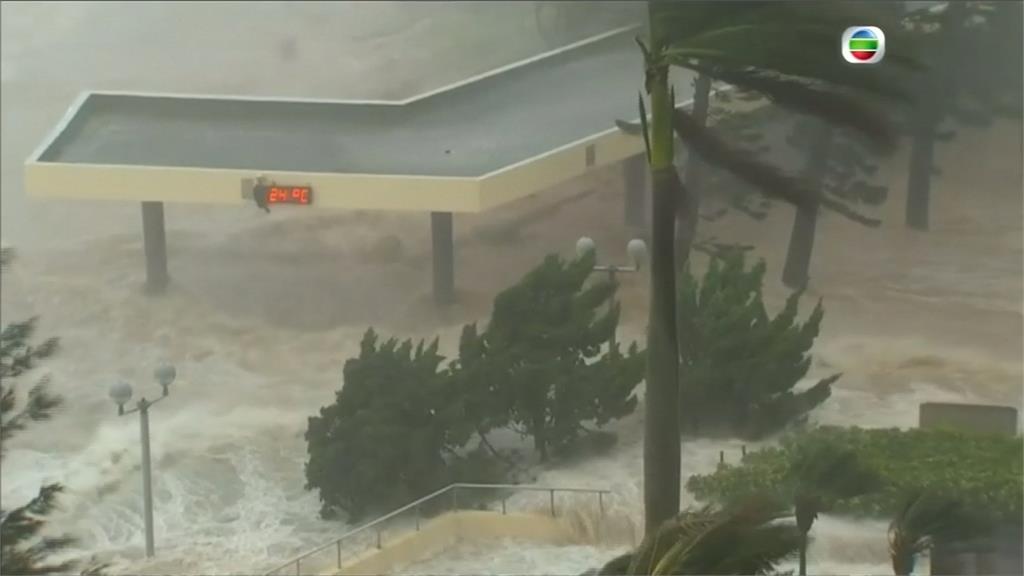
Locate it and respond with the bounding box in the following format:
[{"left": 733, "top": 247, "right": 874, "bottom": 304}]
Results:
[
  {"left": 677, "top": 252, "right": 839, "bottom": 438},
  {"left": 901, "top": 1, "right": 1023, "bottom": 230},
  {"left": 1, "top": 251, "right": 79, "bottom": 575},
  {"left": 780, "top": 116, "right": 887, "bottom": 290},
  {"left": 686, "top": 426, "right": 1023, "bottom": 524},
  {"left": 618, "top": 0, "right": 916, "bottom": 533},
  {"left": 480, "top": 253, "right": 644, "bottom": 461},
  {"left": 304, "top": 254, "right": 645, "bottom": 519},
  {"left": 304, "top": 329, "right": 467, "bottom": 520},
  {"left": 597, "top": 495, "right": 801, "bottom": 575}
]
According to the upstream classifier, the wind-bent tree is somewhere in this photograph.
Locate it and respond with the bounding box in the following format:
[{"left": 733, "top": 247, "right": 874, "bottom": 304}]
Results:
[
  {"left": 677, "top": 252, "right": 839, "bottom": 438},
  {"left": 901, "top": 1, "right": 1023, "bottom": 230},
  {"left": 888, "top": 490, "right": 976, "bottom": 576},
  {"left": 788, "top": 442, "right": 879, "bottom": 576},
  {"left": 1, "top": 251, "right": 103, "bottom": 575},
  {"left": 781, "top": 115, "right": 887, "bottom": 289},
  {"left": 304, "top": 329, "right": 473, "bottom": 520},
  {"left": 306, "top": 254, "right": 645, "bottom": 518},
  {"left": 622, "top": 1, "right": 917, "bottom": 533},
  {"left": 480, "top": 253, "right": 644, "bottom": 461}
]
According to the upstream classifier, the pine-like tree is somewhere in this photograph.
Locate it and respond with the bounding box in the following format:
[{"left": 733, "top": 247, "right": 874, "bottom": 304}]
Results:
[
  {"left": 304, "top": 254, "right": 645, "bottom": 519},
  {"left": 677, "top": 252, "right": 839, "bottom": 439},
  {"left": 901, "top": 1, "right": 1023, "bottom": 230},
  {"left": 781, "top": 115, "right": 888, "bottom": 290},
  {"left": 304, "top": 329, "right": 459, "bottom": 520},
  {"left": 481, "top": 253, "right": 644, "bottom": 461},
  {"left": 1, "top": 251, "right": 79, "bottom": 575}
]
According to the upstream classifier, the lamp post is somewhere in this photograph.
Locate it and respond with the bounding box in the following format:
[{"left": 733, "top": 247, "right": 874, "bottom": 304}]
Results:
[
  {"left": 575, "top": 237, "right": 647, "bottom": 349},
  {"left": 109, "top": 364, "right": 177, "bottom": 559}
]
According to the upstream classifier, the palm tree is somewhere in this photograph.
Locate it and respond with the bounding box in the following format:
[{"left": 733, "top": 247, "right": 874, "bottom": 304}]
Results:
[
  {"left": 617, "top": 1, "right": 919, "bottom": 534},
  {"left": 888, "top": 490, "right": 976, "bottom": 576},
  {"left": 787, "top": 443, "right": 880, "bottom": 576},
  {"left": 597, "top": 495, "right": 801, "bottom": 575}
]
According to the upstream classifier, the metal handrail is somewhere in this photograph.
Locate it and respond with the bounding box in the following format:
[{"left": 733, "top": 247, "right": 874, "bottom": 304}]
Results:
[{"left": 264, "top": 482, "right": 612, "bottom": 576}]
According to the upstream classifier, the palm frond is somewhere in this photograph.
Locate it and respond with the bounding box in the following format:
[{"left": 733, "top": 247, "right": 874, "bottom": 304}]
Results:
[
  {"left": 638, "top": 93, "right": 652, "bottom": 161},
  {"left": 888, "top": 490, "right": 980, "bottom": 575},
  {"left": 655, "top": 2, "right": 923, "bottom": 104},
  {"left": 622, "top": 495, "right": 799, "bottom": 575}
]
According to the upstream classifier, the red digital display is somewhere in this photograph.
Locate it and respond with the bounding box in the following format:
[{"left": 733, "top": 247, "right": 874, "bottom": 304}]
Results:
[{"left": 261, "top": 185, "right": 313, "bottom": 205}]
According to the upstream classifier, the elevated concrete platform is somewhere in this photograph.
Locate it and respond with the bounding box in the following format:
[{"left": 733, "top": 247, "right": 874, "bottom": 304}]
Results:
[{"left": 22, "top": 25, "right": 708, "bottom": 302}]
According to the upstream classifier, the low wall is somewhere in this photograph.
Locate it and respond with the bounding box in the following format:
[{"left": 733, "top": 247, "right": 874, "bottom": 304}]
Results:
[
  {"left": 919, "top": 402, "right": 1022, "bottom": 576},
  {"left": 334, "top": 510, "right": 580, "bottom": 575},
  {"left": 919, "top": 402, "right": 1019, "bottom": 436}
]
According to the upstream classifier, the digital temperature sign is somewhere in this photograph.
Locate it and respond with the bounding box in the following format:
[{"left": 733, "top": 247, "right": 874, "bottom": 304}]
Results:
[{"left": 255, "top": 184, "right": 313, "bottom": 206}]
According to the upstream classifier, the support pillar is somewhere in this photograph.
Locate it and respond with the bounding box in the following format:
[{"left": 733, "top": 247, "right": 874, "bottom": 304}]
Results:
[
  {"left": 431, "top": 212, "right": 455, "bottom": 305},
  {"left": 623, "top": 153, "right": 648, "bottom": 230},
  {"left": 141, "top": 201, "right": 169, "bottom": 294}
]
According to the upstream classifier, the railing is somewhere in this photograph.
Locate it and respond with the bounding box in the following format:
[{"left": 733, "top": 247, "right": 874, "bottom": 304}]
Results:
[{"left": 264, "top": 482, "right": 612, "bottom": 576}]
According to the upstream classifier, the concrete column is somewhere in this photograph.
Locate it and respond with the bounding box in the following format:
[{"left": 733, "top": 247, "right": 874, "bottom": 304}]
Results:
[
  {"left": 141, "top": 201, "right": 169, "bottom": 294},
  {"left": 623, "top": 154, "right": 648, "bottom": 230},
  {"left": 431, "top": 212, "right": 455, "bottom": 305}
]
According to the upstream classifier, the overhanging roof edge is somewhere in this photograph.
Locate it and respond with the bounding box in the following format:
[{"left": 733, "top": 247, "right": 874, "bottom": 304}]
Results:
[
  {"left": 27, "top": 91, "right": 90, "bottom": 163},
  {"left": 25, "top": 161, "right": 485, "bottom": 212}
]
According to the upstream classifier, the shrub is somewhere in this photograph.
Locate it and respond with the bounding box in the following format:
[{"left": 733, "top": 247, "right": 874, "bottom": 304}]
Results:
[
  {"left": 686, "top": 426, "right": 1024, "bottom": 523},
  {"left": 480, "top": 253, "right": 645, "bottom": 461},
  {"left": 304, "top": 329, "right": 500, "bottom": 521},
  {"left": 304, "top": 254, "right": 646, "bottom": 519},
  {"left": 677, "top": 252, "right": 838, "bottom": 439}
]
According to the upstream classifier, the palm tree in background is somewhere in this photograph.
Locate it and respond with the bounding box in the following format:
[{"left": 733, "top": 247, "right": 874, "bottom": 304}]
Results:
[
  {"left": 888, "top": 490, "right": 977, "bottom": 576},
  {"left": 619, "top": 1, "right": 920, "bottom": 534},
  {"left": 598, "top": 495, "right": 801, "bottom": 575},
  {"left": 787, "top": 443, "right": 880, "bottom": 575}
]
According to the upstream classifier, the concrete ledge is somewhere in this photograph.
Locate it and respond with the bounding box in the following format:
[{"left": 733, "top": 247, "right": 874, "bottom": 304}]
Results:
[
  {"left": 919, "top": 402, "right": 1019, "bottom": 436},
  {"left": 333, "top": 509, "right": 622, "bottom": 576}
]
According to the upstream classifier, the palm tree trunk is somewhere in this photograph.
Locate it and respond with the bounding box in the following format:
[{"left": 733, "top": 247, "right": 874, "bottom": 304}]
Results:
[
  {"left": 782, "top": 121, "right": 833, "bottom": 290},
  {"left": 642, "top": 11, "right": 681, "bottom": 531},
  {"left": 795, "top": 497, "right": 817, "bottom": 576},
  {"left": 646, "top": 165, "right": 682, "bottom": 535}
]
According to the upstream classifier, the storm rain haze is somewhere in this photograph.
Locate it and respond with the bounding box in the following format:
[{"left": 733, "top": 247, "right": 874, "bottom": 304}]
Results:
[{"left": 1, "top": 2, "right": 1021, "bottom": 575}]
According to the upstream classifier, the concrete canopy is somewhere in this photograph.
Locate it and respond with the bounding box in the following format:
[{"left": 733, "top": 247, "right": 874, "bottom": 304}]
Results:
[{"left": 25, "top": 25, "right": 696, "bottom": 214}]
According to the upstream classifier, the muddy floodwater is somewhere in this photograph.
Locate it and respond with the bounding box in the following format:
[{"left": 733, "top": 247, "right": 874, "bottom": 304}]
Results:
[{"left": 2, "top": 2, "right": 1021, "bottom": 575}]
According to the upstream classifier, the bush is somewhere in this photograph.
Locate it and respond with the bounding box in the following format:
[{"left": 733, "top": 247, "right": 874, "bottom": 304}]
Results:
[
  {"left": 304, "top": 330, "right": 501, "bottom": 521},
  {"left": 677, "top": 252, "right": 837, "bottom": 439},
  {"left": 686, "top": 426, "right": 1024, "bottom": 523},
  {"left": 304, "top": 254, "right": 646, "bottom": 519},
  {"left": 479, "top": 253, "right": 645, "bottom": 461}
]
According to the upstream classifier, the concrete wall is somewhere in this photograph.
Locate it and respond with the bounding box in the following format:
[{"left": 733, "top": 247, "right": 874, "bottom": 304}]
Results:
[
  {"left": 919, "top": 402, "right": 1022, "bottom": 576},
  {"left": 334, "top": 510, "right": 585, "bottom": 576},
  {"left": 919, "top": 402, "right": 1019, "bottom": 436}
]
